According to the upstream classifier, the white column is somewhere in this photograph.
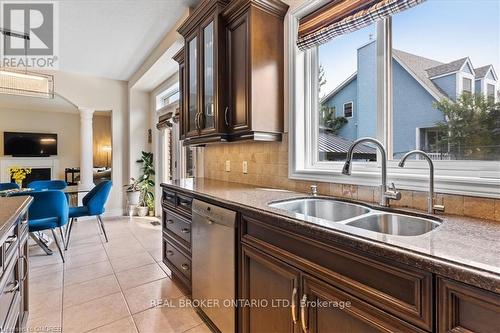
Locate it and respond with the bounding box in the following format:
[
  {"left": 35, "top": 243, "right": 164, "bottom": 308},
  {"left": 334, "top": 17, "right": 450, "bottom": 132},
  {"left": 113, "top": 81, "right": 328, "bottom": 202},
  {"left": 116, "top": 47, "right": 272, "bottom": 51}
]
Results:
[{"left": 79, "top": 107, "right": 95, "bottom": 188}]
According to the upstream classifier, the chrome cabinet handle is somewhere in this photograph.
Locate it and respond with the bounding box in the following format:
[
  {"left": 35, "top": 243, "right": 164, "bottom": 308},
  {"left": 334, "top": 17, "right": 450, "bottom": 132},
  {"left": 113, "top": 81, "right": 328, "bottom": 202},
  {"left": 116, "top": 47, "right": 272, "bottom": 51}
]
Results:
[
  {"left": 166, "top": 250, "right": 174, "bottom": 256},
  {"left": 181, "top": 228, "right": 190, "bottom": 234},
  {"left": 197, "top": 112, "right": 204, "bottom": 130},
  {"left": 194, "top": 112, "right": 199, "bottom": 130},
  {"left": 224, "top": 106, "right": 230, "bottom": 126},
  {"left": 291, "top": 287, "right": 298, "bottom": 324},
  {"left": 6, "top": 235, "right": 17, "bottom": 244},
  {"left": 166, "top": 219, "right": 174, "bottom": 225},
  {"left": 181, "top": 263, "right": 190, "bottom": 271},
  {"left": 5, "top": 280, "right": 19, "bottom": 293},
  {"left": 300, "top": 294, "right": 308, "bottom": 332},
  {"left": 21, "top": 255, "right": 28, "bottom": 281}
]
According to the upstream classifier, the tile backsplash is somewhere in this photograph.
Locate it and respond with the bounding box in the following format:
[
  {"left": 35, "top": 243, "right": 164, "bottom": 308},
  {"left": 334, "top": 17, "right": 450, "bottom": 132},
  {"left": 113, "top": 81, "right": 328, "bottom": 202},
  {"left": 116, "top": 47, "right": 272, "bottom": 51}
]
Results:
[{"left": 203, "top": 134, "right": 500, "bottom": 222}]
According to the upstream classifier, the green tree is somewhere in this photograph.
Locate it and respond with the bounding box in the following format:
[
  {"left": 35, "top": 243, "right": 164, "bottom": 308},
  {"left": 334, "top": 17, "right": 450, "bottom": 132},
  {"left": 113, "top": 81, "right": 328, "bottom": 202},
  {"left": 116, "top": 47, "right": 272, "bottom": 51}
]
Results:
[
  {"left": 434, "top": 93, "right": 500, "bottom": 160},
  {"left": 318, "top": 63, "right": 347, "bottom": 134}
]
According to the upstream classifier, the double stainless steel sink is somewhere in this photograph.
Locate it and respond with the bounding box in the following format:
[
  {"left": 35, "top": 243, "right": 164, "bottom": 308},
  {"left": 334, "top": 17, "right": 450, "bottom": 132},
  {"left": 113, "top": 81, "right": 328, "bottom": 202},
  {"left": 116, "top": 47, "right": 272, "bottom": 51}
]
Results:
[{"left": 269, "top": 198, "right": 440, "bottom": 236}]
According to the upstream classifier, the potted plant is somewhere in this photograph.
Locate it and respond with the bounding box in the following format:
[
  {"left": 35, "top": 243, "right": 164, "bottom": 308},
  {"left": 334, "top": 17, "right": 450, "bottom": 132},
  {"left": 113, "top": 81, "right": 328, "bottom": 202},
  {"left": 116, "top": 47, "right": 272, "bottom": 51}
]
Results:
[
  {"left": 9, "top": 167, "right": 31, "bottom": 188},
  {"left": 124, "top": 177, "right": 141, "bottom": 206},
  {"left": 137, "top": 151, "right": 155, "bottom": 217}
]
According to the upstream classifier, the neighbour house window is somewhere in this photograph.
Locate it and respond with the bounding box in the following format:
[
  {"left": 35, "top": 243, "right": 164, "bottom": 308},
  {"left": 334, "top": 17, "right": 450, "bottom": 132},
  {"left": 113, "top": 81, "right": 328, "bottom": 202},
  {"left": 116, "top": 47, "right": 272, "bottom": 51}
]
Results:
[
  {"left": 487, "top": 83, "right": 496, "bottom": 102},
  {"left": 343, "top": 102, "right": 353, "bottom": 118},
  {"left": 291, "top": 0, "right": 500, "bottom": 196},
  {"left": 462, "top": 78, "right": 472, "bottom": 95}
]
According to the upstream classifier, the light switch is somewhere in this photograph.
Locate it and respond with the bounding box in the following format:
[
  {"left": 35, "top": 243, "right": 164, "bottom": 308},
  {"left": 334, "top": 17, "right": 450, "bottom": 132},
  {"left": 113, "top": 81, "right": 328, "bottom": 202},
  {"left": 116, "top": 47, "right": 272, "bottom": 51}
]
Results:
[
  {"left": 225, "top": 160, "right": 231, "bottom": 172},
  {"left": 242, "top": 161, "right": 248, "bottom": 174}
]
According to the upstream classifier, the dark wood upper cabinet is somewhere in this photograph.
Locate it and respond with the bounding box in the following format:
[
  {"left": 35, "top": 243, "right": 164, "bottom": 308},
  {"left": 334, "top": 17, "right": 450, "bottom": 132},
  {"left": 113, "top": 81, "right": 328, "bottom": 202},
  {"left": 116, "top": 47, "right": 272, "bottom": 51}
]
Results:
[
  {"left": 223, "top": 0, "right": 288, "bottom": 141},
  {"left": 176, "top": 0, "right": 288, "bottom": 145},
  {"left": 173, "top": 47, "right": 185, "bottom": 140},
  {"left": 178, "top": 0, "right": 229, "bottom": 144}
]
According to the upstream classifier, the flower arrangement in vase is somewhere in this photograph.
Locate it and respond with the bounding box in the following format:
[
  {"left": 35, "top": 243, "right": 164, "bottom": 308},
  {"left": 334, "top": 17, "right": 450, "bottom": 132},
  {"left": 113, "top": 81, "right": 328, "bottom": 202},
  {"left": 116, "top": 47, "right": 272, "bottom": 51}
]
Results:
[{"left": 9, "top": 167, "right": 31, "bottom": 188}]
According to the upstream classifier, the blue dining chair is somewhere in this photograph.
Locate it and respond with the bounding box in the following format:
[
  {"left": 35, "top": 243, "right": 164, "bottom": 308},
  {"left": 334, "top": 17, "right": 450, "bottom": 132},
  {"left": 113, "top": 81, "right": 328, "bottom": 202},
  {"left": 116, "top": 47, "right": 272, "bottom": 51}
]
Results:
[
  {"left": 65, "top": 180, "right": 112, "bottom": 250},
  {"left": 28, "top": 180, "right": 67, "bottom": 190},
  {"left": 0, "top": 182, "right": 19, "bottom": 191},
  {"left": 13, "top": 190, "right": 69, "bottom": 262}
]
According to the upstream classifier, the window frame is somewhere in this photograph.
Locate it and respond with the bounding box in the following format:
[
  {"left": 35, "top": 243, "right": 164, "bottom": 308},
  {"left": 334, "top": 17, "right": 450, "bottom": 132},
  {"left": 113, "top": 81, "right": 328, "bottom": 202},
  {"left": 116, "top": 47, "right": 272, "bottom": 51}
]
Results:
[
  {"left": 287, "top": 1, "right": 500, "bottom": 198},
  {"left": 156, "top": 82, "right": 180, "bottom": 111},
  {"left": 343, "top": 101, "right": 354, "bottom": 118}
]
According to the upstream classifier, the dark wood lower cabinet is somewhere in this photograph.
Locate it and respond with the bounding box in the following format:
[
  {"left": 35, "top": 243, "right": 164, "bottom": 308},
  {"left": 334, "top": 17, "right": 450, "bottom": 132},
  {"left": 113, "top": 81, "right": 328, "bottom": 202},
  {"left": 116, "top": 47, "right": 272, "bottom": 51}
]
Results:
[
  {"left": 302, "top": 275, "right": 426, "bottom": 333},
  {"left": 240, "top": 244, "right": 300, "bottom": 333},
  {"left": 437, "top": 277, "right": 500, "bottom": 333},
  {"left": 159, "top": 187, "right": 500, "bottom": 333}
]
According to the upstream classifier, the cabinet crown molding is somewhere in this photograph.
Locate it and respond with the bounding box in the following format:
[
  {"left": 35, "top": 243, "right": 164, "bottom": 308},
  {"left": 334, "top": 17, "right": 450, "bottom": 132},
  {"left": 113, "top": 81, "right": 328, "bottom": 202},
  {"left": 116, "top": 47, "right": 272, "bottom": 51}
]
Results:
[{"left": 177, "top": 0, "right": 230, "bottom": 36}]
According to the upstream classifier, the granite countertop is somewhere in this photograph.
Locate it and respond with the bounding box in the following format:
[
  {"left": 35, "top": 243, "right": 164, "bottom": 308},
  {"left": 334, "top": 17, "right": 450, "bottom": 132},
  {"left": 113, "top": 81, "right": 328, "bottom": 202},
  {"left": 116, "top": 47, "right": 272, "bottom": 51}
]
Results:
[
  {"left": 162, "top": 178, "right": 500, "bottom": 293},
  {"left": 0, "top": 196, "right": 32, "bottom": 240}
]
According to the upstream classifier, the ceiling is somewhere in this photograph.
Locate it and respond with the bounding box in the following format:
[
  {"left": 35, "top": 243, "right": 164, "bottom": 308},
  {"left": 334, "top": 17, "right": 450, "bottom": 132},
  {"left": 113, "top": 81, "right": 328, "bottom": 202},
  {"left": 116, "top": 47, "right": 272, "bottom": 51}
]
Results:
[
  {"left": 58, "top": 0, "right": 198, "bottom": 81},
  {"left": 0, "top": 93, "right": 77, "bottom": 113}
]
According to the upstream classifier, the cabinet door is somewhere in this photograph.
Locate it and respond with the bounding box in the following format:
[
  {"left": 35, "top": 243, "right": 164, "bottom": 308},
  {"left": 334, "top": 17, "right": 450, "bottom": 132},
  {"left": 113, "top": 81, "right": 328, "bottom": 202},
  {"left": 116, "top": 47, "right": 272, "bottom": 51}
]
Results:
[
  {"left": 301, "top": 275, "right": 425, "bottom": 333},
  {"left": 185, "top": 34, "right": 199, "bottom": 137},
  {"left": 226, "top": 12, "right": 251, "bottom": 134},
  {"left": 438, "top": 277, "right": 500, "bottom": 333},
  {"left": 178, "top": 61, "right": 186, "bottom": 140},
  {"left": 241, "top": 244, "right": 301, "bottom": 333},
  {"left": 200, "top": 20, "right": 216, "bottom": 134}
]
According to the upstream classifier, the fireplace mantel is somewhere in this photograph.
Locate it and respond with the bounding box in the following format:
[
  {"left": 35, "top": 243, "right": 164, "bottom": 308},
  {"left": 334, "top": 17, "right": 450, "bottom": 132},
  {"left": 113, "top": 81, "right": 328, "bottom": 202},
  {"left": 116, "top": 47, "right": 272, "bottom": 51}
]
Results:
[{"left": 0, "top": 156, "right": 59, "bottom": 182}]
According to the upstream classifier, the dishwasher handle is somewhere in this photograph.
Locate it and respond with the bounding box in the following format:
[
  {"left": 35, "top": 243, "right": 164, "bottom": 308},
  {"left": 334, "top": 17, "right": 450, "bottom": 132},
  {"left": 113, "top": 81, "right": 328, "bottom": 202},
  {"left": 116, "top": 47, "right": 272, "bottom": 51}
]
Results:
[{"left": 192, "top": 199, "right": 237, "bottom": 229}]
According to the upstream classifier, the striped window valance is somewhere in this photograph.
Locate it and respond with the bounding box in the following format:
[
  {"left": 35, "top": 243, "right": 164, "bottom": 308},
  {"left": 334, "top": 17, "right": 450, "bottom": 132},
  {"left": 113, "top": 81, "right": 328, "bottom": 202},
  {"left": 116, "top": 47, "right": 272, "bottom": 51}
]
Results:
[{"left": 297, "top": 0, "right": 425, "bottom": 51}]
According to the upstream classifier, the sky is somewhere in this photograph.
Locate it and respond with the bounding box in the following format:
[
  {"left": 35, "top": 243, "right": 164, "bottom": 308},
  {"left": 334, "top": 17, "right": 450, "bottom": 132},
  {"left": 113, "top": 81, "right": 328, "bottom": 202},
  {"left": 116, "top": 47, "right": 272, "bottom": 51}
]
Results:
[{"left": 319, "top": 0, "right": 500, "bottom": 96}]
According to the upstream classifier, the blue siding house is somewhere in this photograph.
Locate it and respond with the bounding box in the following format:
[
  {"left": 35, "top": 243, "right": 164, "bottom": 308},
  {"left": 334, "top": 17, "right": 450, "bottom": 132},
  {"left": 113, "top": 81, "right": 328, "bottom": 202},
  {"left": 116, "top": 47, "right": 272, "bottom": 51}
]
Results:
[{"left": 321, "top": 41, "right": 498, "bottom": 158}]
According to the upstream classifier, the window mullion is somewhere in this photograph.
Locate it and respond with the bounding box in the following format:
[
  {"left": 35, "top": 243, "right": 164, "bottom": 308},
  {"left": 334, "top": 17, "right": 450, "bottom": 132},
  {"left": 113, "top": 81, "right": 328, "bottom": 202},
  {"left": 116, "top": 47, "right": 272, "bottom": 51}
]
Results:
[{"left": 376, "top": 18, "right": 393, "bottom": 160}]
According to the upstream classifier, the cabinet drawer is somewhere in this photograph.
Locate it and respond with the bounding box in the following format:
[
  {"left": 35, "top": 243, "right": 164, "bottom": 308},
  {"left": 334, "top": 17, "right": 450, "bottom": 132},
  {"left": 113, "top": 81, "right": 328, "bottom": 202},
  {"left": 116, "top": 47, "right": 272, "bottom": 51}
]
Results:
[
  {"left": 163, "top": 210, "right": 191, "bottom": 246},
  {"left": 242, "top": 216, "right": 432, "bottom": 331},
  {"left": 163, "top": 239, "right": 191, "bottom": 281},
  {"left": 2, "top": 226, "right": 18, "bottom": 272},
  {"left": 437, "top": 277, "right": 500, "bottom": 333},
  {"left": 303, "top": 274, "right": 426, "bottom": 333},
  {"left": 162, "top": 189, "right": 177, "bottom": 208},
  {"left": 176, "top": 194, "right": 192, "bottom": 217},
  {"left": 0, "top": 258, "right": 19, "bottom": 330}
]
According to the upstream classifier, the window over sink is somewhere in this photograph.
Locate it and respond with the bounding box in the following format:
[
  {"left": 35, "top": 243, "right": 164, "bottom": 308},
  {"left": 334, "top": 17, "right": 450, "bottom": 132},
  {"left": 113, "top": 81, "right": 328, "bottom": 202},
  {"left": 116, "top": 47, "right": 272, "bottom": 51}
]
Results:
[{"left": 289, "top": 0, "right": 500, "bottom": 197}]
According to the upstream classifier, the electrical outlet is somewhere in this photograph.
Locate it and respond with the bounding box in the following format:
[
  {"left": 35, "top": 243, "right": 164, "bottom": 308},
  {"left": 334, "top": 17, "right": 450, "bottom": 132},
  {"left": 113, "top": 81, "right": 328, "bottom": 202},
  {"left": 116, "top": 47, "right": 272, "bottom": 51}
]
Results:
[
  {"left": 225, "top": 160, "right": 231, "bottom": 172},
  {"left": 242, "top": 161, "right": 248, "bottom": 174}
]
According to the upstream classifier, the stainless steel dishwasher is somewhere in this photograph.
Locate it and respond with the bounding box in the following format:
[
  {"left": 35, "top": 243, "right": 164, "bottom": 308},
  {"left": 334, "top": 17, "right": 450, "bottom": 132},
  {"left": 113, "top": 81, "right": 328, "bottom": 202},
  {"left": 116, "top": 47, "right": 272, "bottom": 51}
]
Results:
[{"left": 192, "top": 199, "right": 237, "bottom": 333}]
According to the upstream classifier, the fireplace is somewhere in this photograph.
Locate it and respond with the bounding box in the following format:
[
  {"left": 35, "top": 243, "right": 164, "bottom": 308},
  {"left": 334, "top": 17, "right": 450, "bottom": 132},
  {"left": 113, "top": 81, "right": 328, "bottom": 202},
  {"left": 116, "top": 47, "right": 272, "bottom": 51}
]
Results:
[
  {"left": 11, "top": 168, "right": 51, "bottom": 187},
  {"left": 0, "top": 156, "right": 59, "bottom": 183}
]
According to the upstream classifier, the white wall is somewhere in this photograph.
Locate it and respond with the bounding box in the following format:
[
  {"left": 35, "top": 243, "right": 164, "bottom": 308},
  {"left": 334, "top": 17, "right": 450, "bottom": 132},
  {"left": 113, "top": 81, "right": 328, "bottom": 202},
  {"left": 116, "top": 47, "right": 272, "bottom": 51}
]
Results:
[
  {"left": 128, "top": 89, "right": 151, "bottom": 181},
  {"left": 0, "top": 109, "right": 80, "bottom": 179},
  {"left": 48, "top": 70, "right": 129, "bottom": 214}
]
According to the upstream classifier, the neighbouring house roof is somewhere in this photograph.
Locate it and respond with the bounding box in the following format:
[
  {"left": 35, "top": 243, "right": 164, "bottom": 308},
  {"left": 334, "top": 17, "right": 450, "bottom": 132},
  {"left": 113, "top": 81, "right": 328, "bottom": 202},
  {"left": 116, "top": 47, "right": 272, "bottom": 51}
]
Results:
[
  {"left": 474, "top": 65, "right": 498, "bottom": 81},
  {"left": 474, "top": 65, "right": 491, "bottom": 79},
  {"left": 321, "top": 48, "right": 496, "bottom": 105},
  {"left": 318, "top": 130, "right": 376, "bottom": 155},
  {"left": 425, "top": 57, "right": 469, "bottom": 78},
  {"left": 320, "top": 72, "right": 357, "bottom": 104},
  {"left": 392, "top": 49, "right": 448, "bottom": 101}
]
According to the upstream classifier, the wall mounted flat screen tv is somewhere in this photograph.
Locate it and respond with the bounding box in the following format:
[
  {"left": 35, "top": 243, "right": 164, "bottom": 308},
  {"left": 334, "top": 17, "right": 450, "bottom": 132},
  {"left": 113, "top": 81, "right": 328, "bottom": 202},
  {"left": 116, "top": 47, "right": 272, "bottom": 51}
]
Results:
[{"left": 4, "top": 132, "right": 58, "bottom": 157}]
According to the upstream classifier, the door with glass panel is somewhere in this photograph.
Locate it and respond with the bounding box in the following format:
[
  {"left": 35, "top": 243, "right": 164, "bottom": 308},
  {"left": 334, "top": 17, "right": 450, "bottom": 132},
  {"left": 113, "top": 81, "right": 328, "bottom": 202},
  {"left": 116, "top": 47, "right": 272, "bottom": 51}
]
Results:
[
  {"left": 185, "top": 33, "right": 199, "bottom": 137},
  {"left": 199, "top": 19, "right": 217, "bottom": 135}
]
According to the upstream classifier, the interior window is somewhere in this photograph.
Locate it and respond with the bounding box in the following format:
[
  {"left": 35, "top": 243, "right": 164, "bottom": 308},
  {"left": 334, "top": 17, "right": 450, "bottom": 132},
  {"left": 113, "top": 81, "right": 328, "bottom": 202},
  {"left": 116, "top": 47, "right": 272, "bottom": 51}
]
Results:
[{"left": 156, "top": 82, "right": 179, "bottom": 110}]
